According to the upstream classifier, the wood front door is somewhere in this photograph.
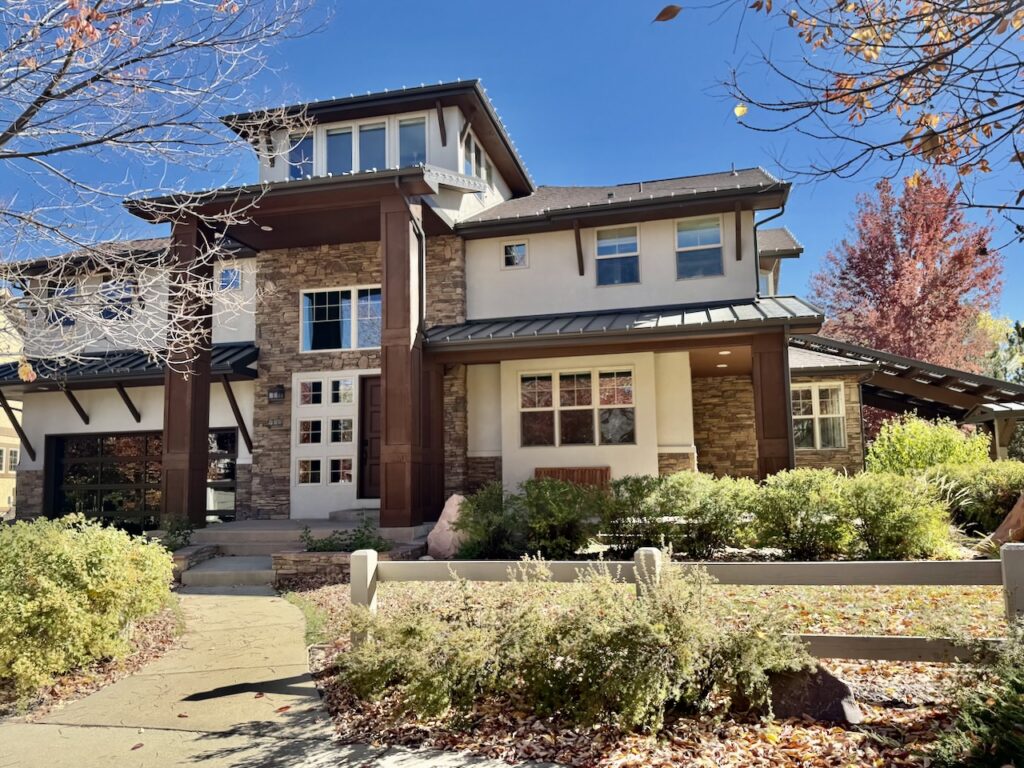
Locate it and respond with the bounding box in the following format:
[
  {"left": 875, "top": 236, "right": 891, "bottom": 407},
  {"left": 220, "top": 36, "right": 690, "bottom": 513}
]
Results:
[{"left": 359, "top": 375, "right": 382, "bottom": 499}]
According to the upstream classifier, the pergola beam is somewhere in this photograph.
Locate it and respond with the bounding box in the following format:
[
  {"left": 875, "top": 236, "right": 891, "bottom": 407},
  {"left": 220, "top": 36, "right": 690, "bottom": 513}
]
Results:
[{"left": 0, "top": 389, "right": 35, "bottom": 462}]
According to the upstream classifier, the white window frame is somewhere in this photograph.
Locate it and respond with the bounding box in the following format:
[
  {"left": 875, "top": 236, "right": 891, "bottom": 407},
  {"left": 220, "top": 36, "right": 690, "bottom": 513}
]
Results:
[
  {"left": 296, "top": 457, "right": 323, "bottom": 486},
  {"left": 594, "top": 225, "right": 641, "bottom": 287},
  {"left": 329, "top": 417, "right": 354, "bottom": 445},
  {"left": 328, "top": 456, "right": 354, "bottom": 485},
  {"left": 218, "top": 265, "right": 242, "bottom": 292},
  {"left": 287, "top": 132, "right": 315, "bottom": 179},
  {"left": 518, "top": 367, "right": 637, "bottom": 447},
  {"left": 792, "top": 381, "right": 847, "bottom": 450},
  {"left": 460, "top": 126, "right": 491, "bottom": 181},
  {"left": 289, "top": 111, "right": 432, "bottom": 178},
  {"left": 501, "top": 240, "right": 529, "bottom": 270},
  {"left": 299, "top": 285, "right": 382, "bottom": 353},
  {"left": 297, "top": 379, "right": 324, "bottom": 407},
  {"left": 297, "top": 418, "right": 323, "bottom": 446},
  {"left": 0, "top": 449, "right": 6, "bottom": 474},
  {"left": 330, "top": 377, "right": 355, "bottom": 405},
  {"left": 674, "top": 214, "right": 724, "bottom": 281},
  {"left": 396, "top": 115, "right": 428, "bottom": 168},
  {"left": 7, "top": 448, "right": 17, "bottom": 473}
]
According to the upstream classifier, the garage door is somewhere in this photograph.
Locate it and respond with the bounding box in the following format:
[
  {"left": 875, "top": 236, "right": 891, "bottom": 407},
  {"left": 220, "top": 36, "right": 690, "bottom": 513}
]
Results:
[{"left": 49, "top": 429, "right": 238, "bottom": 531}]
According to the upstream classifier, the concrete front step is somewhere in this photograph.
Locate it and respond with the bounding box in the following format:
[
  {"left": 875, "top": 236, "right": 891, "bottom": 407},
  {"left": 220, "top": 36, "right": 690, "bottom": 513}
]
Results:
[
  {"left": 179, "top": 556, "right": 275, "bottom": 588},
  {"left": 191, "top": 520, "right": 361, "bottom": 556}
]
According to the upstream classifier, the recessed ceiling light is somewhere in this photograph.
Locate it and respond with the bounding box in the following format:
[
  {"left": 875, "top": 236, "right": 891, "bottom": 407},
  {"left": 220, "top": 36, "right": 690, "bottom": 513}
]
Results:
[
  {"left": 716, "top": 363, "right": 728, "bottom": 368},
  {"left": 260, "top": 224, "right": 274, "bottom": 232},
  {"left": 718, "top": 350, "right": 732, "bottom": 356}
]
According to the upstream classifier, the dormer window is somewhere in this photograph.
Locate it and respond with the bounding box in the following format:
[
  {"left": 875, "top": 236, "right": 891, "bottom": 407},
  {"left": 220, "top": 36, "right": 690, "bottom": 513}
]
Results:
[
  {"left": 399, "top": 118, "right": 426, "bottom": 166},
  {"left": 358, "top": 123, "right": 386, "bottom": 171},
  {"left": 289, "top": 135, "right": 314, "bottom": 179},
  {"left": 326, "top": 128, "right": 353, "bottom": 174}
]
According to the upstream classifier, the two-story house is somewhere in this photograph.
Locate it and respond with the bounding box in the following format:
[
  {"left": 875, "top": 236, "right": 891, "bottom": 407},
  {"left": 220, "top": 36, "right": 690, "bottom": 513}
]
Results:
[{"left": 3, "top": 80, "right": 1022, "bottom": 535}]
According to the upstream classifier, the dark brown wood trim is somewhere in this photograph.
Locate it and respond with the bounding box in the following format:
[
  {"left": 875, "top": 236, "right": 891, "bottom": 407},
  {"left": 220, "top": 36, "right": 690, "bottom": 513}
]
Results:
[
  {"left": 115, "top": 383, "right": 142, "bottom": 423},
  {"left": 871, "top": 371, "right": 980, "bottom": 410},
  {"left": 435, "top": 100, "right": 447, "bottom": 146},
  {"left": 220, "top": 375, "right": 253, "bottom": 453},
  {"left": 734, "top": 202, "right": 743, "bottom": 261},
  {"left": 574, "top": 220, "right": 584, "bottom": 276},
  {"left": 0, "top": 389, "right": 36, "bottom": 462},
  {"left": 459, "top": 106, "right": 476, "bottom": 141},
  {"left": 63, "top": 388, "right": 89, "bottom": 425}
]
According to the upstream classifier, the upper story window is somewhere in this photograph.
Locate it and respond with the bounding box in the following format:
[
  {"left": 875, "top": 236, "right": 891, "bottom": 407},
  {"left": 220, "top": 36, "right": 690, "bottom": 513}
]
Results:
[
  {"left": 358, "top": 123, "right": 386, "bottom": 170},
  {"left": 759, "top": 270, "right": 774, "bottom": 296},
  {"left": 7, "top": 448, "right": 18, "bottom": 472},
  {"left": 461, "top": 130, "right": 490, "bottom": 181},
  {"left": 502, "top": 241, "right": 528, "bottom": 269},
  {"left": 289, "top": 134, "right": 314, "bottom": 179},
  {"left": 326, "top": 128, "right": 353, "bottom": 174},
  {"left": 99, "top": 279, "right": 136, "bottom": 321},
  {"left": 45, "top": 283, "right": 76, "bottom": 326},
  {"left": 398, "top": 118, "right": 426, "bottom": 166},
  {"left": 595, "top": 226, "right": 640, "bottom": 286},
  {"left": 676, "top": 216, "right": 723, "bottom": 279},
  {"left": 792, "top": 382, "right": 846, "bottom": 450},
  {"left": 301, "top": 287, "right": 382, "bottom": 352},
  {"left": 219, "top": 267, "right": 242, "bottom": 291}
]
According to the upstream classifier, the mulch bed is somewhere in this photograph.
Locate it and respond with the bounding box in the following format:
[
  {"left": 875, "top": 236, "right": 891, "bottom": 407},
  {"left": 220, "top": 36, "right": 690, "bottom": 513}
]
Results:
[
  {"left": 287, "top": 578, "right": 988, "bottom": 767},
  {"left": 0, "top": 603, "right": 182, "bottom": 721}
]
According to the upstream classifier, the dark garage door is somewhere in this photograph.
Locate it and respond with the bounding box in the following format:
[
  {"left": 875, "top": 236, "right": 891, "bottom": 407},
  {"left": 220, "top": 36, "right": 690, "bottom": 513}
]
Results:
[{"left": 49, "top": 429, "right": 238, "bottom": 531}]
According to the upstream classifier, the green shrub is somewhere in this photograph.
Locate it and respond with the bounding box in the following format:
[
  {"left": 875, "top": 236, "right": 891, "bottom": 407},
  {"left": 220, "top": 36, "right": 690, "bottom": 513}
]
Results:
[
  {"left": 341, "top": 561, "right": 812, "bottom": 731},
  {"left": 924, "top": 460, "right": 1024, "bottom": 532},
  {"left": 0, "top": 515, "right": 173, "bottom": 698},
  {"left": 866, "top": 414, "right": 990, "bottom": 475},
  {"left": 160, "top": 517, "right": 194, "bottom": 552},
  {"left": 754, "top": 468, "right": 852, "bottom": 560},
  {"left": 843, "top": 472, "right": 955, "bottom": 560},
  {"left": 453, "top": 481, "right": 527, "bottom": 559},
  {"left": 599, "top": 475, "right": 671, "bottom": 557},
  {"left": 649, "top": 472, "right": 751, "bottom": 559},
  {"left": 300, "top": 516, "right": 391, "bottom": 553},
  {"left": 932, "top": 623, "right": 1024, "bottom": 766},
  {"left": 517, "top": 478, "right": 603, "bottom": 559}
]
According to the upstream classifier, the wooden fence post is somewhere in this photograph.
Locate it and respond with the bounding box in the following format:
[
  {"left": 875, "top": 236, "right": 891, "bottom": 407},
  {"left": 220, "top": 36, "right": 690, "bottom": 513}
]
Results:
[
  {"left": 351, "top": 549, "right": 379, "bottom": 647},
  {"left": 1002, "top": 543, "right": 1024, "bottom": 624},
  {"left": 634, "top": 547, "right": 662, "bottom": 598}
]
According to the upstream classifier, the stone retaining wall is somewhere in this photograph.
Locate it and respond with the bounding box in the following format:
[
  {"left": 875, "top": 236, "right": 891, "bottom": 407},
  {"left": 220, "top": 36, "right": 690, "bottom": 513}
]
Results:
[
  {"left": 171, "top": 544, "right": 219, "bottom": 582},
  {"left": 14, "top": 469, "right": 43, "bottom": 520},
  {"left": 272, "top": 541, "right": 427, "bottom": 585}
]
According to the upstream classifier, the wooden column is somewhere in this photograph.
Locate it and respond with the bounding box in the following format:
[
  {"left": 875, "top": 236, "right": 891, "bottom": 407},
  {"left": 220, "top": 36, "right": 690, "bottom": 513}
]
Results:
[
  {"left": 161, "top": 216, "right": 212, "bottom": 527},
  {"left": 751, "top": 330, "right": 794, "bottom": 479},
  {"left": 379, "top": 196, "right": 426, "bottom": 528}
]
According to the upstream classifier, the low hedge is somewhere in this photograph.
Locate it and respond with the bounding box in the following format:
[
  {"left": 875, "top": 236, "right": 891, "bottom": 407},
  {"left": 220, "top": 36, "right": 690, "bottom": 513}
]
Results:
[
  {"left": 866, "top": 414, "right": 991, "bottom": 475},
  {"left": 0, "top": 515, "right": 174, "bottom": 698},
  {"left": 924, "top": 460, "right": 1024, "bottom": 533}
]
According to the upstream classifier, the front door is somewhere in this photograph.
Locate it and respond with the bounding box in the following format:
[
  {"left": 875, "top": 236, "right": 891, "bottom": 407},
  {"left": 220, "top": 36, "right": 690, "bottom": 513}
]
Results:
[{"left": 359, "top": 375, "right": 381, "bottom": 499}]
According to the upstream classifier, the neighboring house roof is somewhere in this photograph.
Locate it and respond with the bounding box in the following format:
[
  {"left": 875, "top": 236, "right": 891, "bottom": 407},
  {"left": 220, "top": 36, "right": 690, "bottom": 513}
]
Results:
[
  {"left": 220, "top": 80, "right": 535, "bottom": 196},
  {"left": 788, "top": 345, "right": 875, "bottom": 375},
  {"left": 758, "top": 227, "right": 804, "bottom": 258},
  {"left": 456, "top": 168, "right": 789, "bottom": 236},
  {"left": 0, "top": 342, "right": 258, "bottom": 392},
  {"left": 424, "top": 296, "right": 824, "bottom": 350}
]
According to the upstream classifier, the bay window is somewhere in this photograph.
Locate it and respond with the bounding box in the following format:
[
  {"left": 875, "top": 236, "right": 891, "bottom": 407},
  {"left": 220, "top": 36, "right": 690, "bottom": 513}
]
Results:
[
  {"left": 792, "top": 383, "right": 846, "bottom": 449},
  {"left": 301, "top": 287, "right": 381, "bottom": 351},
  {"left": 519, "top": 369, "right": 635, "bottom": 447}
]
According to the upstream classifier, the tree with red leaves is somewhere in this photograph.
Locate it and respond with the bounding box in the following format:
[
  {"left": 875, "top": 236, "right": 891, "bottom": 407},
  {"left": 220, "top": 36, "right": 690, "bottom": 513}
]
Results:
[{"left": 811, "top": 174, "right": 1003, "bottom": 372}]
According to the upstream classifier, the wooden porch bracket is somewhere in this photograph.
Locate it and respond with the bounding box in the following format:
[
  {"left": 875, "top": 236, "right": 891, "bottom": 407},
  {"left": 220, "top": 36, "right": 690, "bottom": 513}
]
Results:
[
  {"left": 62, "top": 387, "right": 89, "bottom": 425},
  {"left": 220, "top": 375, "right": 253, "bottom": 453},
  {"left": 115, "top": 383, "right": 142, "bottom": 423},
  {"left": 435, "top": 100, "right": 447, "bottom": 146},
  {"left": 459, "top": 107, "right": 476, "bottom": 142},
  {"left": 574, "top": 220, "right": 584, "bottom": 276},
  {"left": 0, "top": 389, "right": 36, "bottom": 462}
]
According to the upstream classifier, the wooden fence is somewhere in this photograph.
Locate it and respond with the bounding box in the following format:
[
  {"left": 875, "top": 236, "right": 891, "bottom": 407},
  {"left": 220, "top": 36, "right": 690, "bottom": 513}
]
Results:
[{"left": 350, "top": 543, "right": 1024, "bottom": 662}]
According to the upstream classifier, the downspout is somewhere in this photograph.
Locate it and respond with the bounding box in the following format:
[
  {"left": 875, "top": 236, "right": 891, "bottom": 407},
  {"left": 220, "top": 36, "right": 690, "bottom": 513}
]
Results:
[{"left": 752, "top": 204, "right": 785, "bottom": 298}]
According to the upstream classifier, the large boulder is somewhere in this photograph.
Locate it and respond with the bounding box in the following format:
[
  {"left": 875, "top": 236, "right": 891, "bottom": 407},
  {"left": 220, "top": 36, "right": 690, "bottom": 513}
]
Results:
[
  {"left": 427, "top": 494, "right": 465, "bottom": 560},
  {"left": 765, "top": 664, "right": 863, "bottom": 724}
]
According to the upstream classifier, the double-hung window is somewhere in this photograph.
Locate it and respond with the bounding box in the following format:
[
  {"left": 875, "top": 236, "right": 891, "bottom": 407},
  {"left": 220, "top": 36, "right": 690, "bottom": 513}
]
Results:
[
  {"left": 675, "top": 216, "right": 723, "bottom": 279},
  {"left": 792, "top": 383, "right": 846, "bottom": 449},
  {"left": 289, "top": 134, "right": 314, "bottom": 179},
  {"left": 8, "top": 448, "right": 18, "bottom": 472},
  {"left": 519, "top": 369, "right": 636, "bottom": 447},
  {"left": 595, "top": 227, "right": 640, "bottom": 285},
  {"left": 301, "top": 287, "right": 381, "bottom": 351}
]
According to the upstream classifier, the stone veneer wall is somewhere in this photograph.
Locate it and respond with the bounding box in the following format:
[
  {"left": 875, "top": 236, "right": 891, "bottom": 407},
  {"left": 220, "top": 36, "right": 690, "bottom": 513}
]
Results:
[
  {"left": 791, "top": 373, "right": 866, "bottom": 473},
  {"left": 272, "top": 541, "right": 426, "bottom": 585},
  {"left": 250, "top": 241, "right": 382, "bottom": 518},
  {"left": 14, "top": 469, "right": 43, "bottom": 519},
  {"left": 443, "top": 364, "right": 468, "bottom": 498},
  {"left": 425, "top": 236, "right": 466, "bottom": 326},
  {"left": 691, "top": 376, "right": 759, "bottom": 478},
  {"left": 467, "top": 456, "right": 502, "bottom": 492},
  {"left": 234, "top": 464, "right": 253, "bottom": 520},
  {"left": 658, "top": 452, "right": 696, "bottom": 475}
]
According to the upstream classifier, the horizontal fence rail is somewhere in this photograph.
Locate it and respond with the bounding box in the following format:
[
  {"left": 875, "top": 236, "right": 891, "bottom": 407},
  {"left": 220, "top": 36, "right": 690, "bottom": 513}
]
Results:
[{"left": 351, "top": 544, "right": 1024, "bottom": 660}]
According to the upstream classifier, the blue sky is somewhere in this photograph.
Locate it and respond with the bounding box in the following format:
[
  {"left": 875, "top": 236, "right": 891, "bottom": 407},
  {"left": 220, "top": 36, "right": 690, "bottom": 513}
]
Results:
[{"left": 117, "top": 0, "right": 1024, "bottom": 320}]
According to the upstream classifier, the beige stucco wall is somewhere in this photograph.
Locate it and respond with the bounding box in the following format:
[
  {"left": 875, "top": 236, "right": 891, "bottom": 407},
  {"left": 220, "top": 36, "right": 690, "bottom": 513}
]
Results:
[
  {"left": 654, "top": 351, "right": 695, "bottom": 454},
  {"left": 465, "top": 211, "right": 757, "bottom": 320},
  {"left": 467, "top": 363, "right": 501, "bottom": 457}
]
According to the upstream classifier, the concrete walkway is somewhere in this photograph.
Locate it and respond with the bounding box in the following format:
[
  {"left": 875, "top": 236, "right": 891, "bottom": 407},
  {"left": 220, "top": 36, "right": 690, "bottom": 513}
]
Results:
[{"left": 0, "top": 588, "right": 558, "bottom": 768}]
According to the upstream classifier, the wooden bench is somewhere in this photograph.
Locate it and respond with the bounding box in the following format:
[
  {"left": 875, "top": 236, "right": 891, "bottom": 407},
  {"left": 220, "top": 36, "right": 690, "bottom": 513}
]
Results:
[{"left": 533, "top": 466, "right": 612, "bottom": 488}]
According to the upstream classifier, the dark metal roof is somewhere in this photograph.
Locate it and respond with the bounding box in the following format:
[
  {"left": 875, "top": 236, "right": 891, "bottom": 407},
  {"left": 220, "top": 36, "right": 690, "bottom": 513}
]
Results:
[
  {"left": 220, "top": 80, "right": 534, "bottom": 196},
  {"left": 424, "top": 296, "right": 823, "bottom": 350},
  {"left": 790, "top": 335, "right": 1024, "bottom": 419},
  {"left": 0, "top": 342, "right": 259, "bottom": 391},
  {"left": 456, "top": 168, "right": 788, "bottom": 235},
  {"left": 758, "top": 227, "right": 804, "bottom": 258}
]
